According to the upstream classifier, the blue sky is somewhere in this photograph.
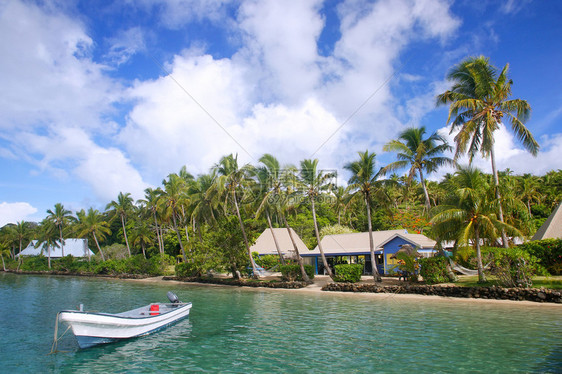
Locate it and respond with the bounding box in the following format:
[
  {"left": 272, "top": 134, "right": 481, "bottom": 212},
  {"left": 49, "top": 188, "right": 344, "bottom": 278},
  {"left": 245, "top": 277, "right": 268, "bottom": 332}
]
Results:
[{"left": 1, "top": 0, "right": 561, "bottom": 226}]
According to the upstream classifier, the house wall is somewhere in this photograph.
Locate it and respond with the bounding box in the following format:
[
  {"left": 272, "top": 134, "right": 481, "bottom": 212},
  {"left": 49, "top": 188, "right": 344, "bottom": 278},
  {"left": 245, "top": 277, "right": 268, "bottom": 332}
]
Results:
[{"left": 382, "top": 236, "right": 413, "bottom": 275}]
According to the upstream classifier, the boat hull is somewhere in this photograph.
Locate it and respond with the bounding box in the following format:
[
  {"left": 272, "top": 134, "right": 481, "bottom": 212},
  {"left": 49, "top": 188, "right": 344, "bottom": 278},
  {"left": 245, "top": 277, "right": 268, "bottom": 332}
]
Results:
[{"left": 59, "top": 302, "right": 192, "bottom": 349}]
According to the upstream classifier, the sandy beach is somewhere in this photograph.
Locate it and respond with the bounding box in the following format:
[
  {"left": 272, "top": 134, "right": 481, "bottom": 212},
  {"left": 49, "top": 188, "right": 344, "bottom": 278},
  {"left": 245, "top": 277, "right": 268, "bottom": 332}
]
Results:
[{"left": 127, "top": 274, "right": 562, "bottom": 308}]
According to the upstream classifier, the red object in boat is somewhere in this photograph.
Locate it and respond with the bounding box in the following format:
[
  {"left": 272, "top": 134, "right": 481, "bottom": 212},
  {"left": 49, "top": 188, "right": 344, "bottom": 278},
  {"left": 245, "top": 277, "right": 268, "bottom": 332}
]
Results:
[{"left": 149, "top": 304, "right": 160, "bottom": 315}]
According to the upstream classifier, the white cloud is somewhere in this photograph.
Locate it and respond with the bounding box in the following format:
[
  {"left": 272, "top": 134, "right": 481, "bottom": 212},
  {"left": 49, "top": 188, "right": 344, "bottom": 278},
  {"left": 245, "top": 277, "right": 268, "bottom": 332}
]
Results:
[
  {"left": 105, "top": 27, "right": 147, "bottom": 66},
  {"left": 0, "top": 202, "right": 38, "bottom": 226},
  {"left": 431, "top": 125, "right": 562, "bottom": 180}
]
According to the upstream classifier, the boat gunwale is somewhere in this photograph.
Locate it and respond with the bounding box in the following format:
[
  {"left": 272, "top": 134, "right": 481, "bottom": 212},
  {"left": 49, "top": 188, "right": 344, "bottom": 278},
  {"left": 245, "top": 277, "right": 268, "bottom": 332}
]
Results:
[{"left": 59, "top": 302, "right": 192, "bottom": 320}]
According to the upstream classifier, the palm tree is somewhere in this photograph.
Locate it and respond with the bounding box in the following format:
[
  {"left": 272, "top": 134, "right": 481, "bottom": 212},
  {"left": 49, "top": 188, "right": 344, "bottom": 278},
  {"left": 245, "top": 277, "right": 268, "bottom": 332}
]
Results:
[
  {"left": 300, "top": 158, "right": 335, "bottom": 279},
  {"left": 518, "top": 176, "right": 541, "bottom": 218},
  {"left": 35, "top": 219, "right": 59, "bottom": 269},
  {"left": 213, "top": 154, "right": 259, "bottom": 278},
  {"left": 161, "top": 174, "right": 190, "bottom": 262},
  {"left": 139, "top": 187, "right": 165, "bottom": 255},
  {"left": 255, "top": 154, "right": 287, "bottom": 265},
  {"left": 344, "top": 150, "right": 383, "bottom": 282},
  {"left": 75, "top": 208, "right": 111, "bottom": 261},
  {"left": 12, "top": 221, "right": 31, "bottom": 256},
  {"left": 130, "top": 219, "right": 153, "bottom": 259},
  {"left": 436, "top": 56, "right": 539, "bottom": 247},
  {"left": 381, "top": 126, "right": 454, "bottom": 212},
  {"left": 332, "top": 186, "right": 353, "bottom": 225},
  {"left": 188, "top": 172, "right": 219, "bottom": 241},
  {"left": 431, "top": 166, "right": 521, "bottom": 282},
  {"left": 106, "top": 192, "right": 134, "bottom": 257},
  {"left": 46, "top": 203, "right": 73, "bottom": 257}
]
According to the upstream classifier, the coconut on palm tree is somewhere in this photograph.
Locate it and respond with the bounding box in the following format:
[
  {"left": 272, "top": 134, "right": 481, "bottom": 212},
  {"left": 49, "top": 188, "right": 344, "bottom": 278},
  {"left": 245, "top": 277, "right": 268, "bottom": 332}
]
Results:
[
  {"left": 436, "top": 56, "right": 539, "bottom": 247},
  {"left": 106, "top": 192, "right": 134, "bottom": 257},
  {"left": 381, "top": 126, "right": 454, "bottom": 212}
]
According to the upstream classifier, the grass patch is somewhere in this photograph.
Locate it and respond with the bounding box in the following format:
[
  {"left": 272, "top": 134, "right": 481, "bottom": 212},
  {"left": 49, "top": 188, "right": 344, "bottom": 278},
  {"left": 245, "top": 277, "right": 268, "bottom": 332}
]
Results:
[{"left": 449, "top": 275, "right": 562, "bottom": 289}]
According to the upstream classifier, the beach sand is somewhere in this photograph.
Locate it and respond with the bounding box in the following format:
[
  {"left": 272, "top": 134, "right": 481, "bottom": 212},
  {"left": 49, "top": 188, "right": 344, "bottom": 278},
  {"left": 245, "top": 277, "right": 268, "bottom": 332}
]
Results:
[{"left": 127, "top": 274, "right": 562, "bottom": 308}]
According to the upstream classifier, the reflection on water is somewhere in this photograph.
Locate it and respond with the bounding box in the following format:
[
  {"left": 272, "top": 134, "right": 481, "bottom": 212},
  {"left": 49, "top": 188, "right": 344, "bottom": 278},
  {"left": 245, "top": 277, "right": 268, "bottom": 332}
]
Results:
[{"left": 1, "top": 273, "right": 561, "bottom": 373}]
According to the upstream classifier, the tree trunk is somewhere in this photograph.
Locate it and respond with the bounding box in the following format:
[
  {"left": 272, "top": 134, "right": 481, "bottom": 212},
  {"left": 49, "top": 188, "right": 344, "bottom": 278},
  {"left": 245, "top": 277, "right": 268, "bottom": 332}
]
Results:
[
  {"left": 47, "top": 246, "right": 51, "bottom": 269},
  {"left": 141, "top": 242, "right": 146, "bottom": 259},
  {"left": 233, "top": 190, "right": 258, "bottom": 278},
  {"left": 59, "top": 226, "right": 65, "bottom": 257},
  {"left": 93, "top": 233, "right": 105, "bottom": 261},
  {"left": 267, "top": 212, "right": 286, "bottom": 265},
  {"left": 475, "top": 228, "right": 486, "bottom": 283},
  {"left": 365, "top": 194, "right": 382, "bottom": 282},
  {"left": 490, "top": 147, "right": 509, "bottom": 248},
  {"left": 311, "top": 197, "right": 333, "bottom": 279},
  {"left": 121, "top": 214, "right": 132, "bottom": 257},
  {"left": 173, "top": 211, "right": 187, "bottom": 262},
  {"left": 153, "top": 211, "right": 164, "bottom": 255},
  {"left": 283, "top": 215, "right": 309, "bottom": 282},
  {"left": 418, "top": 168, "right": 431, "bottom": 213},
  {"left": 1, "top": 255, "right": 5, "bottom": 271}
]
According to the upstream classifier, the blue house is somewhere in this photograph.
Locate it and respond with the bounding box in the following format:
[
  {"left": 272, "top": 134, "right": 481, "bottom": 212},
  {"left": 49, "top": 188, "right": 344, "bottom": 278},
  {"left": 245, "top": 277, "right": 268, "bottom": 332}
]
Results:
[{"left": 301, "top": 230, "right": 436, "bottom": 275}]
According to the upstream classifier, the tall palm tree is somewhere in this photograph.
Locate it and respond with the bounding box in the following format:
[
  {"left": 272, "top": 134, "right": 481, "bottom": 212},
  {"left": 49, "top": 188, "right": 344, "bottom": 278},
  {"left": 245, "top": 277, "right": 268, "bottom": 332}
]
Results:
[
  {"left": 332, "top": 186, "right": 353, "bottom": 226},
  {"left": 213, "top": 154, "right": 259, "bottom": 278},
  {"left": 300, "top": 158, "right": 335, "bottom": 279},
  {"left": 188, "top": 172, "right": 219, "bottom": 240},
  {"left": 139, "top": 187, "right": 165, "bottom": 255},
  {"left": 130, "top": 219, "right": 153, "bottom": 259},
  {"left": 46, "top": 203, "right": 73, "bottom": 257},
  {"left": 161, "top": 174, "right": 190, "bottom": 262},
  {"left": 75, "top": 208, "right": 111, "bottom": 261},
  {"left": 381, "top": 126, "right": 454, "bottom": 212},
  {"left": 255, "top": 154, "right": 287, "bottom": 265},
  {"left": 106, "top": 192, "right": 134, "bottom": 257},
  {"left": 35, "top": 219, "right": 59, "bottom": 269},
  {"left": 344, "top": 150, "right": 383, "bottom": 282},
  {"left": 431, "top": 166, "right": 521, "bottom": 282},
  {"left": 12, "top": 221, "right": 31, "bottom": 256},
  {"left": 436, "top": 56, "right": 539, "bottom": 247}
]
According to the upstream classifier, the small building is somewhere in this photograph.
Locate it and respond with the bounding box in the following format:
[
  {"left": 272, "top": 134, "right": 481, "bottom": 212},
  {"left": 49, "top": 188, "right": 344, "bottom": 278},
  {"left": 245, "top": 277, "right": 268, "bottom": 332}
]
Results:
[
  {"left": 250, "top": 228, "right": 309, "bottom": 259},
  {"left": 302, "top": 230, "right": 436, "bottom": 275},
  {"left": 18, "top": 239, "right": 95, "bottom": 258},
  {"left": 532, "top": 202, "right": 562, "bottom": 240}
]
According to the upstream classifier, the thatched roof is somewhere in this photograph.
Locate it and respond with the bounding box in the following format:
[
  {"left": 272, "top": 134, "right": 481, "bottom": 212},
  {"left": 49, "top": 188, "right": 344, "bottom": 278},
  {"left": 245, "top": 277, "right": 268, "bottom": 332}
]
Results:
[
  {"left": 532, "top": 202, "right": 562, "bottom": 240},
  {"left": 250, "top": 228, "right": 308, "bottom": 258}
]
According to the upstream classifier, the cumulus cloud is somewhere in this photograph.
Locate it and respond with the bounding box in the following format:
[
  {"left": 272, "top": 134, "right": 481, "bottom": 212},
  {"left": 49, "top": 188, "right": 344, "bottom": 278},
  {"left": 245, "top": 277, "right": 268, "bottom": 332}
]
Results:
[
  {"left": 431, "top": 125, "right": 562, "bottom": 180},
  {"left": 0, "top": 202, "right": 38, "bottom": 226}
]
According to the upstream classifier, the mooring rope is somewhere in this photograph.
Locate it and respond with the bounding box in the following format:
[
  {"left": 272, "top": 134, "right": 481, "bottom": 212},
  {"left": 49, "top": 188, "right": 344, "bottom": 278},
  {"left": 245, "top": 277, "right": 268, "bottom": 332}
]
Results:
[{"left": 50, "top": 312, "right": 71, "bottom": 354}]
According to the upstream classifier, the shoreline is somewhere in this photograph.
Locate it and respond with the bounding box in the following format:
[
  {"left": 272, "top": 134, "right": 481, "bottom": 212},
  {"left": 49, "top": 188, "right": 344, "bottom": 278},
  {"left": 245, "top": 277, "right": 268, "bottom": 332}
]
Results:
[
  {"left": 127, "top": 274, "right": 562, "bottom": 307},
  {"left": 3, "top": 270, "right": 561, "bottom": 306}
]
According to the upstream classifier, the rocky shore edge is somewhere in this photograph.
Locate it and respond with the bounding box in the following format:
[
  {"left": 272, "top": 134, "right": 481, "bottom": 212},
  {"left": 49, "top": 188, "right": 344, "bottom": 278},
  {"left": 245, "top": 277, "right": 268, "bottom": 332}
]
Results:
[
  {"left": 323, "top": 283, "right": 562, "bottom": 303},
  {"left": 163, "top": 276, "right": 312, "bottom": 289}
]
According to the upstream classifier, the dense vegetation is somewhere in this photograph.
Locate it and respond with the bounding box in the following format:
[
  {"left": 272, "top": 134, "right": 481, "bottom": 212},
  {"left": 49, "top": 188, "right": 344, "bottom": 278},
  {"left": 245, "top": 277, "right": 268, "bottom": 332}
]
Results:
[{"left": 0, "top": 56, "right": 560, "bottom": 285}]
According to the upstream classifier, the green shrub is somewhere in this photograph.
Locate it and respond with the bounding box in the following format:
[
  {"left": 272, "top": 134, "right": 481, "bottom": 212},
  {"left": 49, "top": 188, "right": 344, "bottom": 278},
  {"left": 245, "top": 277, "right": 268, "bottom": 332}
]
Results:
[
  {"left": 175, "top": 262, "right": 201, "bottom": 278},
  {"left": 333, "top": 264, "right": 363, "bottom": 283},
  {"left": 419, "top": 257, "right": 449, "bottom": 284},
  {"left": 150, "top": 253, "right": 175, "bottom": 275},
  {"left": 489, "top": 247, "right": 541, "bottom": 288},
  {"left": 253, "top": 253, "right": 280, "bottom": 270},
  {"left": 124, "top": 255, "right": 158, "bottom": 275},
  {"left": 93, "top": 259, "right": 127, "bottom": 275},
  {"left": 19, "top": 256, "right": 49, "bottom": 271},
  {"left": 519, "top": 239, "right": 562, "bottom": 275},
  {"left": 279, "top": 264, "right": 314, "bottom": 281}
]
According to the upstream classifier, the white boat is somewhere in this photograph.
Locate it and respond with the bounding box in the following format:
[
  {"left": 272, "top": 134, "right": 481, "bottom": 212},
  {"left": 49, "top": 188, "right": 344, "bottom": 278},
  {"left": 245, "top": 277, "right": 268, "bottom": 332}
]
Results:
[{"left": 58, "top": 292, "right": 192, "bottom": 349}]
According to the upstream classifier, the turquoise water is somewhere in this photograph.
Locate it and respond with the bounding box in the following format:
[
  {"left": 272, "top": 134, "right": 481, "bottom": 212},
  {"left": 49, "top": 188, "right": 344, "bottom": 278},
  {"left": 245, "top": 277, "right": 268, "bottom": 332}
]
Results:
[{"left": 1, "top": 273, "right": 561, "bottom": 373}]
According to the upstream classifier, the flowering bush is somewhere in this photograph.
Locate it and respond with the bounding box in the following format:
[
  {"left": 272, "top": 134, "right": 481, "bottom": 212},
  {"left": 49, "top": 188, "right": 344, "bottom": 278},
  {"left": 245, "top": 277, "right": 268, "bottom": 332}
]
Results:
[{"left": 519, "top": 239, "right": 562, "bottom": 275}]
